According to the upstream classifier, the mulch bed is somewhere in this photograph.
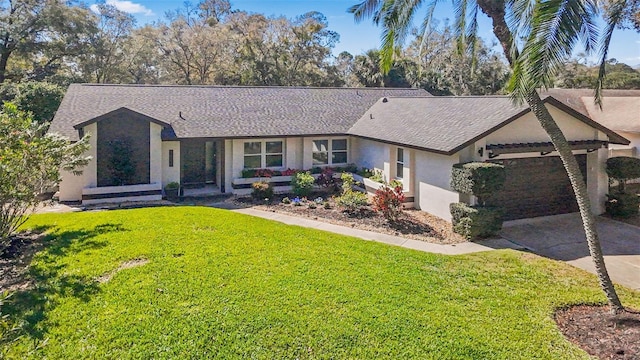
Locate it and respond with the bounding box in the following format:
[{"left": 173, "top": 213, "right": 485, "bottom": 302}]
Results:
[
  {"left": 555, "top": 305, "right": 640, "bottom": 359},
  {"left": 0, "top": 231, "right": 48, "bottom": 292},
  {"left": 233, "top": 193, "right": 466, "bottom": 245}
]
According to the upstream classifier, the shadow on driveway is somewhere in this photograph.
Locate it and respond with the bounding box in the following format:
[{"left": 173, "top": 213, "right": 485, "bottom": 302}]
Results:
[{"left": 498, "top": 213, "right": 640, "bottom": 290}]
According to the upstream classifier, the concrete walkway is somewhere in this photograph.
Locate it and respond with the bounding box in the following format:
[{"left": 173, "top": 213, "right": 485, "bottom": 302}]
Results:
[{"left": 231, "top": 208, "right": 522, "bottom": 255}]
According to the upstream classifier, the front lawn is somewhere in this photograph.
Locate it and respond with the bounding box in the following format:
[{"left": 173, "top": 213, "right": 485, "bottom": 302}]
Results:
[{"left": 2, "top": 207, "right": 639, "bottom": 359}]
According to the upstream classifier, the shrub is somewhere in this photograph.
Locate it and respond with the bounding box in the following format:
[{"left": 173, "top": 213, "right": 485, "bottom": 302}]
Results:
[
  {"left": 356, "top": 167, "right": 375, "bottom": 178},
  {"left": 450, "top": 162, "right": 506, "bottom": 205},
  {"left": 341, "top": 173, "right": 356, "bottom": 193},
  {"left": 308, "top": 202, "right": 317, "bottom": 209},
  {"left": 605, "top": 192, "right": 640, "bottom": 218},
  {"left": 606, "top": 157, "right": 640, "bottom": 192},
  {"left": 344, "top": 163, "right": 358, "bottom": 173},
  {"left": 323, "top": 201, "right": 331, "bottom": 209},
  {"left": 291, "top": 171, "right": 315, "bottom": 197},
  {"left": 164, "top": 182, "right": 179, "bottom": 190},
  {"left": 336, "top": 190, "right": 368, "bottom": 214},
  {"left": 315, "top": 168, "right": 340, "bottom": 193},
  {"left": 242, "top": 168, "right": 280, "bottom": 178},
  {"left": 368, "top": 169, "right": 384, "bottom": 183},
  {"left": 281, "top": 168, "right": 299, "bottom": 176},
  {"left": 372, "top": 183, "right": 405, "bottom": 222},
  {"left": 450, "top": 203, "right": 503, "bottom": 240},
  {"left": 310, "top": 167, "right": 323, "bottom": 174},
  {"left": 282, "top": 197, "right": 291, "bottom": 204},
  {"left": 251, "top": 181, "right": 274, "bottom": 201},
  {"left": 292, "top": 197, "right": 302, "bottom": 206}
]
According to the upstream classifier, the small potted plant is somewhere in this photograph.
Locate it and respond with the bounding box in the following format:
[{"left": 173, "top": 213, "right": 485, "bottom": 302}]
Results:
[{"left": 164, "top": 182, "right": 180, "bottom": 202}]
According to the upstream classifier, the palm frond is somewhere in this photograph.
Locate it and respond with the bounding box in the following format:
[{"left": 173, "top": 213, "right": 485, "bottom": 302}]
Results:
[
  {"left": 595, "top": 0, "right": 626, "bottom": 108},
  {"left": 379, "top": 0, "right": 425, "bottom": 73},
  {"left": 348, "top": 0, "right": 383, "bottom": 24},
  {"left": 510, "top": 0, "right": 599, "bottom": 101},
  {"left": 453, "top": 0, "right": 468, "bottom": 55}
]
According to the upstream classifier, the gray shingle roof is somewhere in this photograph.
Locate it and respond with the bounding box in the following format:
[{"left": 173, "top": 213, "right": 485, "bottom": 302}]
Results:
[
  {"left": 50, "top": 84, "right": 429, "bottom": 141},
  {"left": 542, "top": 88, "right": 640, "bottom": 133},
  {"left": 348, "top": 95, "right": 628, "bottom": 154}
]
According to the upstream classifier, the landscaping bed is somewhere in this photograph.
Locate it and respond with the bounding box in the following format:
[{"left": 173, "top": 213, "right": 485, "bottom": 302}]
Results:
[
  {"left": 555, "top": 305, "right": 640, "bottom": 359},
  {"left": 234, "top": 193, "right": 467, "bottom": 245}
]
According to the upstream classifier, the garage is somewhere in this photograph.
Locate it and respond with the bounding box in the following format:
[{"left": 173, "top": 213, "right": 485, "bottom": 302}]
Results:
[{"left": 485, "top": 155, "right": 587, "bottom": 220}]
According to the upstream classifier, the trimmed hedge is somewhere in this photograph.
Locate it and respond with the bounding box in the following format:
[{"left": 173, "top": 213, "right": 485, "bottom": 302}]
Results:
[
  {"left": 605, "top": 192, "right": 640, "bottom": 218},
  {"left": 450, "top": 203, "right": 504, "bottom": 240},
  {"left": 451, "top": 162, "right": 506, "bottom": 205},
  {"left": 606, "top": 156, "right": 640, "bottom": 192}
]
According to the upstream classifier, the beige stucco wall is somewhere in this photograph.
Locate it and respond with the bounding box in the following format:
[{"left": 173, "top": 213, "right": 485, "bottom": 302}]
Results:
[
  {"left": 350, "top": 137, "right": 390, "bottom": 181},
  {"left": 58, "top": 123, "right": 97, "bottom": 202},
  {"left": 161, "top": 141, "right": 180, "bottom": 186},
  {"left": 485, "top": 104, "right": 598, "bottom": 145},
  {"left": 150, "top": 123, "right": 162, "bottom": 185},
  {"left": 413, "top": 151, "right": 461, "bottom": 221},
  {"left": 609, "top": 131, "right": 639, "bottom": 158}
]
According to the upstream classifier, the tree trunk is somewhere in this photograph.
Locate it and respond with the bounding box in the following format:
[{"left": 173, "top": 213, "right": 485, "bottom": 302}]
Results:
[
  {"left": 0, "top": 50, "right": 10, "bottom": 84},
  {"left": 525, "top": 91, "right": 624, "bottom": 314},
  {"left": 475, "top": 0, "right": 624, "bottom": 314}
]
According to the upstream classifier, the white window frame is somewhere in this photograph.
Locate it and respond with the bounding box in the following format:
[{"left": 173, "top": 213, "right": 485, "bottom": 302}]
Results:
[
  {"left": 243, "top": 139, "right": 285, "bottom": 169},
  {"left": 311, "top": 138, "right": 348, "bottom": 166}
]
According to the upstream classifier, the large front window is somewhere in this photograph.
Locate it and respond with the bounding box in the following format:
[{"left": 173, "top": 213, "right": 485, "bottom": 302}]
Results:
[
  {"left": 244, "top": 140, "right": 284, "bottom": 168},
  {"left": 312, "top": 138, "right": 348, "bottom": 166}
]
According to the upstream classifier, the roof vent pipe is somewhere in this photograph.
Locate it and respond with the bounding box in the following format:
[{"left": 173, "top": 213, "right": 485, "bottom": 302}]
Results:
[{"left": 382, "top": 97, "right": 388, "bottom": 103}]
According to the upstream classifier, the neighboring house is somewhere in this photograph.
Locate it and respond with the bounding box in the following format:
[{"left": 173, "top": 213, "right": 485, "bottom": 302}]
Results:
[
  {"left": 50, "top": 84, "right": 629, "bottom": 221},
  {"left": 544, "top": 89, "right": 640, "bottom": 158}
]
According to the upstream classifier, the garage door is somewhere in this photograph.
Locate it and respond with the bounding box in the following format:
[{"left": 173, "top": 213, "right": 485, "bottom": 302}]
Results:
[{"left": 485, "top": 155, "right": 587, "bottom": 220}]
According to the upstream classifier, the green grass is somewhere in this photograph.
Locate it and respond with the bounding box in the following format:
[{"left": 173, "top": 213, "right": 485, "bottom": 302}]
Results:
[{"left": 2, "top": 207, "right": 639, "bottom": 359}]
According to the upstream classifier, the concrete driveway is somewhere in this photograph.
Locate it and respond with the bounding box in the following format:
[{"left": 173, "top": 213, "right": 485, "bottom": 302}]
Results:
[{"left": 500, "top": 213, "right": 640, "bottom": 291}]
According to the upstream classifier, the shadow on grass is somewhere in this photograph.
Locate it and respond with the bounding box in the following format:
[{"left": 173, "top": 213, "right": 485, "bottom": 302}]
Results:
[{"left": 1, "top": 223, "right": 126, "bottom": 345}]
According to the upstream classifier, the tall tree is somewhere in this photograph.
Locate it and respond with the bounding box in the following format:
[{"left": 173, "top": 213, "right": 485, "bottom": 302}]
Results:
[
  {"left": 79, "top": 3, "right": 136, "bottom": 83},
  {"left": 0, "top": 0, "right": 95, "bottom": 83},
  {"left": 350, "top": 0, "right": 626, "bottom": 313}
]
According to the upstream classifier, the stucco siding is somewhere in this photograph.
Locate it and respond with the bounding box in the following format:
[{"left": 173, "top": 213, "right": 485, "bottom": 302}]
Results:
[
  {"left": 351, "top": 137, "right": 389, "bottom": 180},
  {"left": 413, "top": 151, "right": 460, "bottom": 221},
  {"left": 162, "top": 141, "right": 180, "bottom": 186},
  {"left": 486, "top": 104, "right": 598, "bottom": 145},
  {"left": 609, "top": 131, "right": 639, "bottom": 158}
]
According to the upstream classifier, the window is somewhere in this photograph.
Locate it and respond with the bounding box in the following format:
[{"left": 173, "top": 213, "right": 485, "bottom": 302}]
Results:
[
  {"left": 396, "top": 148, "right": 404, "bottom": 179},
  {"left": 169, "top": 149, "right": 174, "bottom": 167},
  {"left": 243, "top": 140, "right": 284, "bottom": 168},
  {"left": 312, "top": 138, "right": 348, "bottom": 166}
]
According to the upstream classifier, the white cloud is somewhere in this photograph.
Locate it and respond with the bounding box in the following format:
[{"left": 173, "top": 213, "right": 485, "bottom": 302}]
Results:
[{"left": 91, "top": 0, "right": 154, "bottom": 16}]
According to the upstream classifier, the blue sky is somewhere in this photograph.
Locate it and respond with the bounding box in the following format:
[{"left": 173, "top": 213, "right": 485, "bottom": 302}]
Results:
[{"left": 95, "top": 0, "right": 640, "bottom": 66}]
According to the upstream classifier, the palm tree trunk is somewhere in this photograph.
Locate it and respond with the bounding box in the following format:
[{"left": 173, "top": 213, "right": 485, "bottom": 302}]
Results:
[{"left": 525, "top": 91, "right": 623, "bottom": 314}]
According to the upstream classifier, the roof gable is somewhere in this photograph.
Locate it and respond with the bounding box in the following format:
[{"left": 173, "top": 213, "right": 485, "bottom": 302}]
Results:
[
  {"left": 72, "top": 107, "right": 171, "bottom": 130},
  {"left": 348, "top": 96, "right": 629, "bottom": 155}
]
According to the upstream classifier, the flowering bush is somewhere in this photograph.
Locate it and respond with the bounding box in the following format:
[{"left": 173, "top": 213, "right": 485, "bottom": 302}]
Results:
[
  {"left": 315, "top": 167, "right": 340, "bottom": 193},
  {"left": 251, "top": 180, "right": 274, "bottom": 201},
  {"left": 372, "top": 183, "right": 405, "bottom": 222},
  {"left": 292, "top": 197, "right": 302, "bottom": 206},
  {"left": 281, "top": 168, "right": 300, "bottom": 176}
]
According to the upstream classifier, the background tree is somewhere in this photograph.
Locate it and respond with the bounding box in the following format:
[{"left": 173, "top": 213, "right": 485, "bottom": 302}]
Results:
[
  {"left": 78, "top": 3, "right": 135, "bottom": 83},
  {"left": 0, "top": 103, "right": 89, "bottom": 249},
  {"left": 0, "top": 0, "right": 95, "bottom": 83},
  {"left": 0, "top": 81, "right": 64, "bottom": 125}
]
